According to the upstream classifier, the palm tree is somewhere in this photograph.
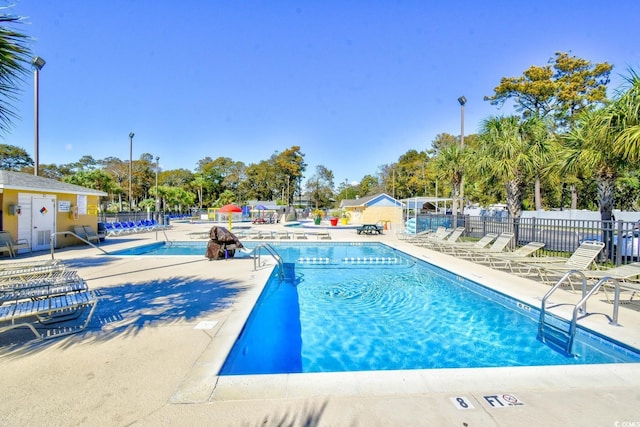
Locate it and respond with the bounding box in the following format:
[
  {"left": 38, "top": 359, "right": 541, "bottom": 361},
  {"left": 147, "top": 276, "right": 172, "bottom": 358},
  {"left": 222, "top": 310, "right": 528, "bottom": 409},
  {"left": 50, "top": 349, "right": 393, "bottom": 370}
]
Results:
[
  {"left": 0, "top": 13, "right": 31, "bottom": 133},
  {"left": 477, "top": 115, "right": 536, "bottom": 219},
  {"left": 563, "top": 72, "right": 640, "bottom": 222},
  {"left": 521, "top": 116, "right": 556, "bottom": 210},
  {"left": 432, "top": 143, "right": 464, "bottom": 220},
  {"left": 611, "top": 70, "right": 640, "bottom": 162}
]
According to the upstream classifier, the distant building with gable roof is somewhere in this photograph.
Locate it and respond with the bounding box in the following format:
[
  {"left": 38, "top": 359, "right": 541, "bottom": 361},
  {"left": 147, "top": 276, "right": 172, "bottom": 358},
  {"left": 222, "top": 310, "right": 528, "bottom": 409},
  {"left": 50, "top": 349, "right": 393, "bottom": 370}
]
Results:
[
  {"left": 339, "top": 193, "right": 404, "bottom": 228},
  {"left": 0, "top": 171, "right": 107, "bottom": 254}
]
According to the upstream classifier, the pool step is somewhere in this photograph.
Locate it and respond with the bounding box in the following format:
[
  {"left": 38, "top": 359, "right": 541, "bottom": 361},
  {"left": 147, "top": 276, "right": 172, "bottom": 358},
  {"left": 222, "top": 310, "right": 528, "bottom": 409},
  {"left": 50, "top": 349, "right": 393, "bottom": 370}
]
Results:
[
  {"left": 538, "top": 322, "right": 572, "bottom": 355},
  {"left": 282, "top": 263, "right": 296, "bottom": 282}
]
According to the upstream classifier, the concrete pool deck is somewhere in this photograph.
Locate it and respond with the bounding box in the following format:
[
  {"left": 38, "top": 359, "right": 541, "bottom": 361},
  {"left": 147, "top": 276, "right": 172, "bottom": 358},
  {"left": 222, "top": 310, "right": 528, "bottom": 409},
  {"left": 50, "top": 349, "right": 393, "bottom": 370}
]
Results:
[{"left": 1, "top": 221, "right": 640, "bottom": 426}]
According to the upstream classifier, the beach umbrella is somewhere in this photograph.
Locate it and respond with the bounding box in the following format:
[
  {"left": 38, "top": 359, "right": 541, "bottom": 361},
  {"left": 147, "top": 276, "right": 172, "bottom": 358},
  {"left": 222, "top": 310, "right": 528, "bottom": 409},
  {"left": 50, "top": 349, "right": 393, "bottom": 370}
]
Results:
[
  {"left": 254, "top": 204, "right": 268, "bottom": 219},
  {"left": 219, "top": 204, "right": 242, "bottom": 213},
  {"left": 218, "top": 204, "right": 242, "bottom": 229}
]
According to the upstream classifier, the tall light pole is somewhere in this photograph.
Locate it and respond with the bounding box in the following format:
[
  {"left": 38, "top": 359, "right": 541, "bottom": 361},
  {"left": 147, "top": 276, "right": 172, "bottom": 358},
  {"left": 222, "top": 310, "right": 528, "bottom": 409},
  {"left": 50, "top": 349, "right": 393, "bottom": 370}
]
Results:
[
  {"left": 129, "top": 132, "right": 135, "bottom": 212},
  {"left": 31, "top": 56, "right": 46, "bottom": 176},
  {"left": 457, "top": 96, "right": 467, "bottom": 215},
  {"left": 155, "top": 156, "right": 160, "bottom": 218}
]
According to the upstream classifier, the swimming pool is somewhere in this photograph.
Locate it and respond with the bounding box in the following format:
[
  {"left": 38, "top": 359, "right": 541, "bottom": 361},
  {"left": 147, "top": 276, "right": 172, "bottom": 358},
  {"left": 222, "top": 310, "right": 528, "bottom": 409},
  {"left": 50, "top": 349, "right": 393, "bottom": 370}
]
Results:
[
  {"left": 217, "top": 242, "right": 640, "bottom": 375},
  {"left": 109, "top": 241, "right": 640, "bottom": 374}
]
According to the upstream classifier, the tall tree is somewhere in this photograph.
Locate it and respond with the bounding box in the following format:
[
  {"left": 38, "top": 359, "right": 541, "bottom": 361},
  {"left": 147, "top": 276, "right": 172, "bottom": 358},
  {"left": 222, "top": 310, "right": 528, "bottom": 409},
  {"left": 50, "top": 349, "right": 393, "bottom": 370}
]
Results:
[
  {"left": 273, "top": 146, "right": 307, "bottom": 205},
  {"left": 476, "top": 116, "right": 538, "bottom": 219},
  {"left": 306, "top": 165, "right": 334, "bottom": 209},
  {"left": 485, "top": 52, "right": 612, "bottom": 130},
  {"left": 357, "top": 174, "right": 380, "bottom": 197},
  {"left": 0, "top": 143, "right": 32, "bottom": 170},
  {"left": 433, "top": 143, "right": 464, "bottom": 217},
  {"left": 520, "top": 116, "right": 556, "bottom": 210}
]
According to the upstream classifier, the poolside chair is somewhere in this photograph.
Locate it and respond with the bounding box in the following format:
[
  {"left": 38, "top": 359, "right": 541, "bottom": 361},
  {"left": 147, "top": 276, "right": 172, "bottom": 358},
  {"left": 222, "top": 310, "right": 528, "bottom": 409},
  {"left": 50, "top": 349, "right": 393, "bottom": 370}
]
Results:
[
  {"left": 0, "top": 265, "right": 70, "bottom": 288},
  {"left": 84, "top": 225, "right": 102, "bottom": 243},
  {"left": 580, "top": 262, "right": 640, "bottom": 303},
  {"left": 316, "top": 230, "right": 331, "bottom": 240},
  {"left": 515, "top": 240, "right": 605, "bottom": 287},
  {"left": 0, "top": 231, "right": 31, "bottom": 257},
  {"left": 455, "top": 232, "right": 514, "bottom": 261},
  {"left": 260, "top": 230, "right": 275, "bottom": 239},
  {"left": 437, "top": 232, "right": 498, "bottom": 255},
  {"left": 294, "top": 230, "right": 308, "bottom": 240},
  {"left": 477, "top": 241, "right": 546, "bottom": 271},
  {"left": 411, "top": 227, "right": 452, "bottom": 247},
  {"left": 74, "top": 225, "right": 101, "bottom": 244},
  {"left": 103, "top": 222, "right": 118, "bottom": 236},
  {"left": 0, "top": 240, "right": 11, "bottom": 258},
  {"left": 423, "top": 227, "right": 466, "bottom": 251},
  {"left": 246, "top": 229, "right": 263, "bottom": 239},
  {"left": 0, "top": 259, "right": 61, "bottom": 271},
  {"left": 276, "top": 230, "right": 291, "bottom": 239},
  {"left": 401, "top": 229, "right": 432, "bottom": 242}
]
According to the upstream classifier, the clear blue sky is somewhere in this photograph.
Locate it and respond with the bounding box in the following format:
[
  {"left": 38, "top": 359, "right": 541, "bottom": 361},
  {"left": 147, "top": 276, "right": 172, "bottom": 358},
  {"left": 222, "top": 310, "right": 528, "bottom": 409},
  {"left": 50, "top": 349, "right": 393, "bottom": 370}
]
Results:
[{"left": 5, "top": 1, "right": 640, "bottom": 186}]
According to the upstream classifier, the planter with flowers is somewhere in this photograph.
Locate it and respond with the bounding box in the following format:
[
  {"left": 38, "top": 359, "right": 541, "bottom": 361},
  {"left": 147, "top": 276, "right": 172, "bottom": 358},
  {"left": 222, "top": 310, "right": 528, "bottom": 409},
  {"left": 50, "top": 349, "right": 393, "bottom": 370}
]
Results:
[{"left": 312, "top": 209, "right": 324, "bottom": 225}]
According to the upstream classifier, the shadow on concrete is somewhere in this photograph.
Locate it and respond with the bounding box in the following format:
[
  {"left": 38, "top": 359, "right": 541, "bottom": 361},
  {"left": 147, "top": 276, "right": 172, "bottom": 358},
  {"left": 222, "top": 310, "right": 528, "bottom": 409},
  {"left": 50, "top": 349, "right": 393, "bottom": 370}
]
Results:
[
  {"left": 0, "top": 260, "right": 246, "bottom": 358},
  {"left": 241, "top": 401, "right": 329, "bottom": 427}
]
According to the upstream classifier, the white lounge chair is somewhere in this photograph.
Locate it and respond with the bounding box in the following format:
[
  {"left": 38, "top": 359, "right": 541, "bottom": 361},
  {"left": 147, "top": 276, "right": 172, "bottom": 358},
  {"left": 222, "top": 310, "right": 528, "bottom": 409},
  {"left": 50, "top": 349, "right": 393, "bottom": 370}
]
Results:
[
  {"left": 438, "top": 232, "right": 498, "bottom": 254},
  {"left": 477, "top": 241, "right": 546, "bottom": 271},
  {"left": 425, "top": 227, "right": 466, "bottom": 251},
  {"left": 456, "top": 232, "right": 515, "bottom": 260},
  {"left": 412, "top": 227, "right": 452, "bottom": 247},
  {"left": 581, "top": 262, "right": 640, "bottom": 303},
  {"left": 515, "top": 241, "right": 605, "bottom": 288}
]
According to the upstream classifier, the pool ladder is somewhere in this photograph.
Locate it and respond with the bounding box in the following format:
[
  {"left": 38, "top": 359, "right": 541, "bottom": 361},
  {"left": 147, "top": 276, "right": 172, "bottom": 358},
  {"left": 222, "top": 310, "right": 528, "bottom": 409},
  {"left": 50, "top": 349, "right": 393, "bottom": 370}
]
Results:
[
  {"left": 251, "top": 243, "right": 294, "bottom": 281},
  {"left": 538, "top": 270, "right": 622, "bottom": 356}
]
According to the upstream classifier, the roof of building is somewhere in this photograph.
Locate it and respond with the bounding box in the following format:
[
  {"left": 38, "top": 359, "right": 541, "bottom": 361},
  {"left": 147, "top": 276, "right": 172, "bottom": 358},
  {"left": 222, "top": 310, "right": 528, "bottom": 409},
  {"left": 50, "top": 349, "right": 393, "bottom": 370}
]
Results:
[
  {"left": 0, "top": 171, "right": 108, "bottom": 196},
  {"left": 400, "top": 197, "right": 453, "bottom": 210},
  {"left": 340, "top": 193, "right": 404, "bottom": 208}
]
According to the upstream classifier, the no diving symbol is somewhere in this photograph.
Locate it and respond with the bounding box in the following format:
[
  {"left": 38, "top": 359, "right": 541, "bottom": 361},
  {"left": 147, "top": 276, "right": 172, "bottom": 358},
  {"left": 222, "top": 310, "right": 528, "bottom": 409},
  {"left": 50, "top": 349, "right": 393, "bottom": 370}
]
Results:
[
  {"left": 502, "top": 394, "right": 519, "bottom": 404},
  {"left": 483, "top": 393, "right": 525, "bottom": 408}
]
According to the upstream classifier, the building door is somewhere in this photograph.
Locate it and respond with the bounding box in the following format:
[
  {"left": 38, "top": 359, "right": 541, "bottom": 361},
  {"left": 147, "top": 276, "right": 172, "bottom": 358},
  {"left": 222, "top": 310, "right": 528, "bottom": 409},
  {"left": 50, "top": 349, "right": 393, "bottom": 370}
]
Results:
[{"left": 31, "top": 196, "right": 56, "bottom": 251}]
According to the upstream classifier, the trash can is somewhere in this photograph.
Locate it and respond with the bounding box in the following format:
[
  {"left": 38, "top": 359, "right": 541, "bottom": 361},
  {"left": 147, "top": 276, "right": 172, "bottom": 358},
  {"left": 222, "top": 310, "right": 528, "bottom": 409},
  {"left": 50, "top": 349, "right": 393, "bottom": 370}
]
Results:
[{"left": 163, "top": 216, "right": 170, "bottom": 226}]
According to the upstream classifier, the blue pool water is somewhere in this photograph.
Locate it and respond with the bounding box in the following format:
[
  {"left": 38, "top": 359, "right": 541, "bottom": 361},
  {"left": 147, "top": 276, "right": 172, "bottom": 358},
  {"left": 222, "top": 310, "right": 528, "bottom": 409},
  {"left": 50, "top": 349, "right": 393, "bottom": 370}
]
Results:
[
  {"left": 109, "top": 241, "right": 220, "bottom": 256},
  {"left": 109, "top": 241, "right": 640, "bottom": 374},
  {"left": 219, "top": 242, "right": 640, "bottom": 375}
]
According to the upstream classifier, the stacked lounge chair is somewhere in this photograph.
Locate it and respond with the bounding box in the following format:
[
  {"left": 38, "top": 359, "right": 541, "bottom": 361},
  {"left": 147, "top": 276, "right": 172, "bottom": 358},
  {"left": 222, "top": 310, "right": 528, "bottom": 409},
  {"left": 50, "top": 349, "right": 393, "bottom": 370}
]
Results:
[{"left": 0, "top": 260, "right": 99, "bottom": 340}]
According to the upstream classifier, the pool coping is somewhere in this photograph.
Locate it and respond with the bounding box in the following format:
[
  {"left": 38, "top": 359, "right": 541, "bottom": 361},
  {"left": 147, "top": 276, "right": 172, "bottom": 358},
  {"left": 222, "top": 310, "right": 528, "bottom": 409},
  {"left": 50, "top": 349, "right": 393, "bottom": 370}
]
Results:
[{"left": 167, "top": 236, "right": 640, "bottom": 403}]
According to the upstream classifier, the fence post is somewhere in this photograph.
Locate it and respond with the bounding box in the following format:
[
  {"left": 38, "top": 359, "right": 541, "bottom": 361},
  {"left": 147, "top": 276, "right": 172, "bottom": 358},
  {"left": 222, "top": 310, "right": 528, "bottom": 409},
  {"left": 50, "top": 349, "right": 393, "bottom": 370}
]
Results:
[
  {"left": 531, "top": 217, "right": 537, "bottom": 244},
  {"left": 615, "top": 219, "right": 624, "bottom": 266}
]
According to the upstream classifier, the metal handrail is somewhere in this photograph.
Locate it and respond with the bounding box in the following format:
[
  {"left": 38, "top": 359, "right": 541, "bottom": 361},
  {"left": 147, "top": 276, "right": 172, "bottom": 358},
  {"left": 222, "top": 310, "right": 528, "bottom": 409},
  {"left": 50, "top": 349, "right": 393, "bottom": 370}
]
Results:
[
  {"left": 251, "top": 243, "right": 284, "bottom": 279},
  {"left": 566, "top": 276, "right": 621, "bottom": 352},
  {"left": 50, "top": 231, "right": 110, "bottom": 259},
  {"left": 539, "top": 269, "right": 621, "bottom": 355},
  {"left": 156, "top": 226, "right": 170, "bottom": 242}
]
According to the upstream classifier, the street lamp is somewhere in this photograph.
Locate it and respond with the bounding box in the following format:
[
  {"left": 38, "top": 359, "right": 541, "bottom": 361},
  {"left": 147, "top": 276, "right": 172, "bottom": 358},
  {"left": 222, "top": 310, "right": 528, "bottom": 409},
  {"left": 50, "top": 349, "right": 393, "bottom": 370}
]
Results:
[
  {"left": 129, "top": 132, "right": 134, "bottom": 212},
  {"left": 155, "top": 156, "right": 160, "bottom": 218},
  {"left": 31, "top": 56, "right": 46, "bottom": 176},
  {"left": 457, "top": 96, "right": 467, "bottom": 214}
]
